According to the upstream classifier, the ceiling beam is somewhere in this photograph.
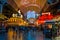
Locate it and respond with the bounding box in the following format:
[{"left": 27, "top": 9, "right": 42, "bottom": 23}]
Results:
[{"left": 7, "top": 0, "right": 19, "bottom": 11}]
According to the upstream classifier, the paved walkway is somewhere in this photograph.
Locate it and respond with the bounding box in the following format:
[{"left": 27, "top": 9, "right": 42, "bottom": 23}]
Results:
[{"left": 0, "top": 30, "right": 53, "bottom": 40}]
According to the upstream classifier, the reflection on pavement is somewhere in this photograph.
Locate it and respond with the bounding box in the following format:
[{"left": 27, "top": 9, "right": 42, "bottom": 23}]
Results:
[{"left": 0, "top": 29, "right": 53, "bottom": 40}]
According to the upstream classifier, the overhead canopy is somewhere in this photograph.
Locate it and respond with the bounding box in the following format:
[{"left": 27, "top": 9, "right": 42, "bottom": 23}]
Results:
[{"left": 8, "top": 0, "right": 47, "bottom": 14}]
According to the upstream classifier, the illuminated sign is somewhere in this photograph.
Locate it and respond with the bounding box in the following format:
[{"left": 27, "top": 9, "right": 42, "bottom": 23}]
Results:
[{"left": 36, "top": 12, "right": 53, "bottom": 24}]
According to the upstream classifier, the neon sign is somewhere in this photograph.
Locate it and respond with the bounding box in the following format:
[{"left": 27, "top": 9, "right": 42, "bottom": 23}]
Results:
[{"left": 37, "top": 12, "right": 53, "bottom": 24}]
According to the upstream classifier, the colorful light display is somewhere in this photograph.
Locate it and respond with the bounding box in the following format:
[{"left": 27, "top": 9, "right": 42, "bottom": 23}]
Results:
[
  {"left": 36, "top": 12, "right": 53, "bottom": 25},
  {"left": 7, "top": 17, "right": 28, "bottom": 26}
]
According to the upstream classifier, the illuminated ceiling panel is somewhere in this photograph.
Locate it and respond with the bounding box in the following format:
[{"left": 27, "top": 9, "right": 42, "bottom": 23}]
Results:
[{"left": 14, "top": 0, "right": 47, "bottom": 13}]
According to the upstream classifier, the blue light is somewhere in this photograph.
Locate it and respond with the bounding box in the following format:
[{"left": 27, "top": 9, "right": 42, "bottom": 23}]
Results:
[{"left": 27, "top": 11, "right": 36, "bottom": 19}]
